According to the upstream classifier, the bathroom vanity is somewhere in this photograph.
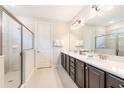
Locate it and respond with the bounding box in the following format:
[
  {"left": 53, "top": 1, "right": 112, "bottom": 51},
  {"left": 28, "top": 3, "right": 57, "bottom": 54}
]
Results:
[{"left": 61, "top": 51, "right": 124, "bottom": 88}]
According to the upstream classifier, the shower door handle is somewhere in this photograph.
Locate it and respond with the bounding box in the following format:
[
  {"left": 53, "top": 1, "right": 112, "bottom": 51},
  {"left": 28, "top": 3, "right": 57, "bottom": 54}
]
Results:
[
  {"left": 37, "top": 51, "right": 40, "bottom": 53},
  {"left": 20, "top": 52, "right": 22, "bottom": 56}
]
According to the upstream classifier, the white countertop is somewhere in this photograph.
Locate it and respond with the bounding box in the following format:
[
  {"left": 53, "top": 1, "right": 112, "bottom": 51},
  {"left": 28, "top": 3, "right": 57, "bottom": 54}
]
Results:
[{"left": 61, "top": 50, "right": 124, "bottom": 79}]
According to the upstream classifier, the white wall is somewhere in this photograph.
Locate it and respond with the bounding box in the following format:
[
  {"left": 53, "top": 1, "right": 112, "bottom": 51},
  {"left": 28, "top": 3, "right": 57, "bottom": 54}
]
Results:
[
  {"left": 70, "top": 27, "right": 83, "bottom": 51},
  {"left": 95, "top": 26, "right": 106, "bottom": 36},
  {"left": 15, "top": 16, "right": 36, "bottom": 33},
  {"left": 53, "top": 22, "right": 70, "bottom": 66},
  {"left": 23, "top": 49, "right": 35, "bottom": 83},
  {"left": 0, "top": 56, "right": 4, "bottom": 88},
  {"left": 106, "top": 20, "right": 124, "bottom": 33}
]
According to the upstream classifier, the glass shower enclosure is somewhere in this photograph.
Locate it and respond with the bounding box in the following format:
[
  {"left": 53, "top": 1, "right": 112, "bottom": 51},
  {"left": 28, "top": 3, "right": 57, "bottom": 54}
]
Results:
[
  {"left": 118, "top": 32, "right": 124, "bottom": 56},
  {"left": 2, "top": 12, "right": 22, "bottom": 88}
]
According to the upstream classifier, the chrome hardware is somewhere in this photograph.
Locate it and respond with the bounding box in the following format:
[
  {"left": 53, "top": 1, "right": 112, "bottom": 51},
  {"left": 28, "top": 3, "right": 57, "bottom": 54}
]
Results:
[
  {"left": 8, "top": 80, "right": 14, "bottom": 83},
  {"left": 37, "top": 51, "right": 40, "bottom": 53},
  {"left": 98, "top": 54, "right": 108, "bottom": 60},
  {"left": 85, "top": 66, "right": 88, "bottom": 70},
  {"left": 119, "top": 84, "right": 124, "bottom": 88}
]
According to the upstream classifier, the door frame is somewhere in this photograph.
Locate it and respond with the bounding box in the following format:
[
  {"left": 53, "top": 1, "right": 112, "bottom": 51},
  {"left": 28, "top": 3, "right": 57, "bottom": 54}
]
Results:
[{"left": 35, "top": 21, "right": 53, "bottom": 68}]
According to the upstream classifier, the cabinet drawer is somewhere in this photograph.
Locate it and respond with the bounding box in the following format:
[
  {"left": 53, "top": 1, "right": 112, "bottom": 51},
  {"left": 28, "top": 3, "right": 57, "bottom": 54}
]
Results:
[
  {"left": 70, "top": 62, "right": 75, "bottom": 67},
  {"left": 70, "top": 57, "right": 75, "bottom": 62},
  {"left": 70, "top": 67, "right": 75, "bottom": 73}
]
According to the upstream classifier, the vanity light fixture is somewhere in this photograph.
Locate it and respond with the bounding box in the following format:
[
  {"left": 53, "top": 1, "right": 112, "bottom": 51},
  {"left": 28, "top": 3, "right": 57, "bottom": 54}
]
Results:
[
  {"left": 92, "top": 5, "right": 114, "bottom": 12},
  {"left": 92, "top": 5, "right": 102, "bottom": 12},
  {"left": 71, "top": 19, "right": 85, "bottom": 30},
  {"left": 91, "top": 5, "right": 104, "bottom": 17}
]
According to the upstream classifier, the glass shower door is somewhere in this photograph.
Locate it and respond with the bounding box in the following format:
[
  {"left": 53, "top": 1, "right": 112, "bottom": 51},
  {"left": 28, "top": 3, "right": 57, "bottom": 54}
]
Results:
[
  {"left": 2, "top": 12, "right": 22, "bottom": 88},
  {"left": 118, "top": 32, "right": 124, "bottom": 56}
]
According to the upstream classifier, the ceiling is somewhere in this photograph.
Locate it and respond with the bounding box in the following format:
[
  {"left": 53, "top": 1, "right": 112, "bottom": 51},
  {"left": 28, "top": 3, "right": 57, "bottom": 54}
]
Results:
[
  {"left": 85, "top": 6, "right": 124, "bottom": 26},
  {"left": 3, "top": 5, "right": 83, "bottom": 21}
]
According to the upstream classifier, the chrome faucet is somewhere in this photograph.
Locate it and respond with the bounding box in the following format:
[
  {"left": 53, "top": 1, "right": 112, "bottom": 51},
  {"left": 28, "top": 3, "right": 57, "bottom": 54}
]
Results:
[{"left": 98, "top": 54, "right": 108, "bottom": 60}]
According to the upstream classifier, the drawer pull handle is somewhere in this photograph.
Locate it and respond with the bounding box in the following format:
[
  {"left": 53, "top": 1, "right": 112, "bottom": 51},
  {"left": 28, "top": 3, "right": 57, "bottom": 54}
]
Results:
[
  {"left": 85, "top": 67, "right": 87, "bottom": 69},
  {"left": 119, "top": 84, "right": 124, "bottom": 88}
]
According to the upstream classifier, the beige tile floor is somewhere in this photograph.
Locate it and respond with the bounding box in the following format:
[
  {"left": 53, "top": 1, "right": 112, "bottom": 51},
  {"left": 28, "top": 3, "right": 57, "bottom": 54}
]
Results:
[
  {"left": 24, "top": 66, "right": 77, "bottom": 88},
  {"left": 57, "top": 66, "right": 77, "bottom": 88}
]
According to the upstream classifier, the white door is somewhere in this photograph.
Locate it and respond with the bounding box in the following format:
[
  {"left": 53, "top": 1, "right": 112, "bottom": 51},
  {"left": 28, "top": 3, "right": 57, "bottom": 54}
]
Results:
[{"left": 36, "top": 22, "right": 52, "bottom": 68}]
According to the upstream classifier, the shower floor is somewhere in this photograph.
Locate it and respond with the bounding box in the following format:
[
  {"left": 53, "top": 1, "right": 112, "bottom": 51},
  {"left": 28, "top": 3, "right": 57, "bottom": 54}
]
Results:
[{"left": 5, "top": 71, "right": 21, "bottom": 88}]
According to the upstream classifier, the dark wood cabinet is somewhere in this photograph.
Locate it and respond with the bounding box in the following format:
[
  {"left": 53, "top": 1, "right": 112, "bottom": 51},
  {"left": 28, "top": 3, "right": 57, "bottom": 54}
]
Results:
[
  {"left": 107, "top": 73, "right": 124, "bottom": 88},
  {"left": 75, "top": 60, "right": 85, "bottom": 88},
  {"left": 65, "top": 55, "right": 70, "bottom": 74},
  {"left": 61, "top": 53, "right": 64, "bottom": 67},
  {"left": 69, "top": 57, "right": 76, "bottom": 81},
  {"left": 61, "top": 53, "right": 66, "bottom": 68},
  {"left": 86, "top": 64, "right": 105, "bottom": 88},
  {"left": 61, "top": 53, "right": 124, "bottom": 88}
]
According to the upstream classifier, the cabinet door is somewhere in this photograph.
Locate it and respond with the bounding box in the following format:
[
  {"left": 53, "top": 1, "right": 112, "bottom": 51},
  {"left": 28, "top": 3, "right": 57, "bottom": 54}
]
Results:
[
  {"left": 69, "top": 57, "right": 75, "bottom": 81},
  {"left": 61, "top": 53, "right": 65, "bottom": 68},
  {"left": 75, "top": 60, "right": 85, "bottom": 88},
  {"left": 61, "top": 53, "right": 64, "bottom": 67},
  {"left": 107, "top": 73, "right": 124, "bottom": 88},
  {"left": 86, "top": 64, "right": 105, "bottom": 88},
  {"left": 65, "top": 55, "right": 70, "bottom": 74}
]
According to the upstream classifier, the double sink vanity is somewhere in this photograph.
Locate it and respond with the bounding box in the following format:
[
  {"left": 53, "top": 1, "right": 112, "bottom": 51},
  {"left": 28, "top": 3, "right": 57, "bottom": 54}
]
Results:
[{"left": 61, "top": 50, "right": 124, "bottom": 88}]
